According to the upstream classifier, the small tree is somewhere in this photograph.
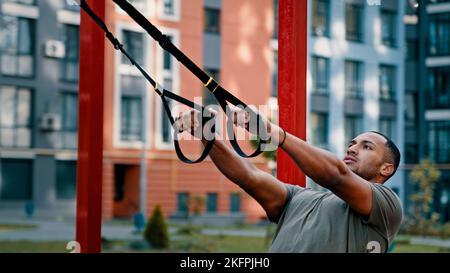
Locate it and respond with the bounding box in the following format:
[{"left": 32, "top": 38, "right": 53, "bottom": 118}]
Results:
[
  {"left": 144, "top": 205, "right": 169, "bottom": 249},
  {"left": 407, "top": 159, "right": 441, "bottom": 236}
]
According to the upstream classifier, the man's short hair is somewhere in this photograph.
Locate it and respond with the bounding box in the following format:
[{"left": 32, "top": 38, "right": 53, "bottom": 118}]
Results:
[{"left": 369, "top": 131, "right": 401, "bottom": 180}]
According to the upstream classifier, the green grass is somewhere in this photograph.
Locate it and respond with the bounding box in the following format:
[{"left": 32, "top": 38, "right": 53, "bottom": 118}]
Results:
[
  {"left": 0, "top": 241, "right": 68, "bottom": 253},
  {"left": 169, "top": 234, "right": 269, "bottom": 253},
  {"left": 0, "top": 224, "right": 37, "bottom": 232},
  {"left": 392, "top": 243, "right": 450, "bottom": 253},
  {"left": 0, "top": 231, "right": 448, "bottom": 253}
]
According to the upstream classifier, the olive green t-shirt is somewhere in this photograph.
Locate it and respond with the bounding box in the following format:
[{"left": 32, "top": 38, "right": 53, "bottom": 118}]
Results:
[{"left": 269, "top": 183, "right": 403, "bottom": 253}]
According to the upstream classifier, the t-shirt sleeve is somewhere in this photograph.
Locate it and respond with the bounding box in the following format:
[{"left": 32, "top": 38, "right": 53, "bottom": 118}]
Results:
[
  {"left": 271, "top": 183, "right": 306, "bottom": 224},
  {"left": 284, "top": 183, "right": 306, "bottom": 203},
  {"left": 363, "top": 183, "right": 403, "bottom": 244}
]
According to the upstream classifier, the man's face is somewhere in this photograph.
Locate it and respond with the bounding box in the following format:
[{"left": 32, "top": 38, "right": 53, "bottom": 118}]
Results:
[{"left": 344, "top": 132, "right": 390, "bottom": 182}]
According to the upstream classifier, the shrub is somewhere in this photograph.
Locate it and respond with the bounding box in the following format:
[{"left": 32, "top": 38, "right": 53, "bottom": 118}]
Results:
[
  {"left": 403, "top": 159, "right": 442, "bottom": 236},
  {"left": 144, "top": 205, "right": 169, "bottom": 249}
]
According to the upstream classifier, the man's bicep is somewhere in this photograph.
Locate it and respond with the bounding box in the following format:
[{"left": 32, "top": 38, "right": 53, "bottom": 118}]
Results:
[
  {"left": 252, "top": 170, "right": 289, "bottom": 222},
  {"left": 330, "top": 172, "right": 373, "bottom": 217}
]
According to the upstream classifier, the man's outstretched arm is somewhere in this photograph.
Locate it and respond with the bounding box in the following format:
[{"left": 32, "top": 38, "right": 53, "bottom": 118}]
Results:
[
  {"left": 268, "top": 123, "right": 372, "bottom": 216},
  {"left": 176, "top": 109, "right": 288, "bottom": 222},
  {"left": 203, "top": 139, "right": 288, "bottom": 222}
]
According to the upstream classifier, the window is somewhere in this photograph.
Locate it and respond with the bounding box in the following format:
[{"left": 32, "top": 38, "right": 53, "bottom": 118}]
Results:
[
  {"left": 345, "top": 3, "right": 363, "bottom": 42},
  {"left": 161, "top": 78, "right": 173, "bottom": 143},
  {"left": 405, "top": 93, "right": 417, "bottom": 127},
  {"left": 379, "top": 117, "right": 394, "bottom": 139},
  {"left": 203, "top": 68, "right": 220, "bottom": 106},
  {"left": 56, "top": 160, "right": 77, "bottom": 199},
  {"left": 206, "top": 193, "right": 218, "bottom": 213},
  {"left": 3, "top": 0, "right": 35, "bottom": 4},
  {"left": 312, "top": 0, "right": 330, "bottom": 37},
  {"left": 177, "top": 192, "right": 190, "bottom": 215},
  {"left": 158, "top": 33, "right": 177, "bottom": 145},
  {"left": 229, "top": 193, "right": 241, "bottom": 213},
  {"left": 121, "top": 96, "right": 142, "bottom": 141},
  {"left": 428, "top": 66, "right": 450, "bottom": 109},
  {"left": 344, "top": 115, "right": 363, "bottom": 145},
  {"left": 310, "top": 112, "right": 328, "bottom": 148},
  {"left": 61, "top": 24, "right": 79, "bottom": 82},
  {"left": 345, "top": 60, "right": 363, "bottom": 98},
  {"left": 61, "top": 92, "right": 78, "bottom": 149},
  {"left": 0, "top": 16, "right": 35, "bottom": 77},
  {"left": 0, "top": 86, "right": 31, "bottom": 147},
  {"left": 0, "top": 159, "right": 32, "bottom": 200},
  {"left": 429, "top": 13, "right": 450, "bottom": 56},
  {"left": 163, "top": 0, "right": 175, "bottom": 15},
  {"left": 273, "top": 0, "right": 278, "bottom": 39},
  {"left": 272, "top": 52, "right": 278, "bottom": 97},
  {"left": 119, "top": 29, "right": 146, "bottom": 143},
  {"left": 380, "top": 9, "right": 397, "bottom": 47},
  {"left": 405, "top": 143, "right": 418, "bottom": 164},
  {"left": 428, "top": 121, "right": 450, "bottom": 163},
  {"left": 311, "top": 56, "right": 330, "bottom": 94},
  {"left": 122, "top": 30, "right": 144, "bottom": 66},
  {"left": 379, "top": 65, "right": 396, "bottom": 101},
  {"left": 204, "top": 8, "right": 220, "bottom": 34},
  {"left": 406, "top": 39, "right": 418, "bottom": 61}
]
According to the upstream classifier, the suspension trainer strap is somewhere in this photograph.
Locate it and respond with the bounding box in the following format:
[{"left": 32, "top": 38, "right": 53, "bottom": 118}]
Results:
[
  {"left": 112, "top": 0, "right": 267, "bottom": 158},
  {"left": 79, "top": 0, "right": 215, "bottom": 164}
]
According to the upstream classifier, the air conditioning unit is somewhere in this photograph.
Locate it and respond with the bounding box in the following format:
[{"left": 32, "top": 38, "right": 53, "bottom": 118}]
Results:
[
  {"left": 44, "top": 40, "right": 66, "bottom": 59},
  {"left": 40, "top": 113, "right": 62, "bottom": 132}
]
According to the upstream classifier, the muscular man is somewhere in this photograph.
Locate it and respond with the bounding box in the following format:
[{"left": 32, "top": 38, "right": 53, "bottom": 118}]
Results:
[{"left": 175, "top": 108, "right": 403, "bottom": 253}]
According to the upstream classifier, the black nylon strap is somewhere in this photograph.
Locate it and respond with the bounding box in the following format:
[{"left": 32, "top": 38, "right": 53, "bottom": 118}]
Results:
[
  {"left": 113, "top": 0, "right": 268, "bottom": 158},
  {"left": 79, "top": 0, "right": 214, "bottom": 164}
]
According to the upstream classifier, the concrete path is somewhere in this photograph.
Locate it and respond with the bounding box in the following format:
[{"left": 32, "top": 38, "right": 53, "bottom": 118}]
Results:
[{"left": 0, "top": 217, "right": 268, "bottom": 242}]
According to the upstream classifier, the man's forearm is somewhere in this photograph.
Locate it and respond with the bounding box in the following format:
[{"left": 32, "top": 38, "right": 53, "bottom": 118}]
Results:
[
  {"left": 202, "top": 137, "right": 288, "bottom": 221},
  {"left": 270, "top": 125, "right": 348, "bottom": 188},
  {"left": 202, "top": 139, "right": 257, "bottom": 190}
]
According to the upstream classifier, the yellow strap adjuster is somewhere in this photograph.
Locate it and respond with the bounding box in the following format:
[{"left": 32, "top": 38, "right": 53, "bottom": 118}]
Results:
[
  {"left": 204, "top": 77, "right": 213, "bottom": 88},
  {"left": 204, "top": 77, "right": 220, "bottom": 93}
]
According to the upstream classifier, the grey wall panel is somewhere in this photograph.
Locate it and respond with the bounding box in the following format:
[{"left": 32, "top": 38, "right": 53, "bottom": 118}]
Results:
[
  {"left": 379, "top": 101, "right": 398, "bottom": 117},
  {"left": 344, "top": 98, "right": 364, "bottom": 115},
  {"left": 310, "top": 94, "right": 330, "bottom": 113},
  {"left": 204, "top": 0, "right": 221, "bottom": 9}
]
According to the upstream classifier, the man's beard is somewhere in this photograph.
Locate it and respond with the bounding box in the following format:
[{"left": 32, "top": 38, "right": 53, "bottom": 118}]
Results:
[{"left": 351, "top": 165, "right": 378, "bottom": 181}]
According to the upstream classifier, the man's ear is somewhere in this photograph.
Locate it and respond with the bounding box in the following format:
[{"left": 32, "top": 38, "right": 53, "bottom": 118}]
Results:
[{"left": 380, "top": 162, "right": 394, "bottom": 178}]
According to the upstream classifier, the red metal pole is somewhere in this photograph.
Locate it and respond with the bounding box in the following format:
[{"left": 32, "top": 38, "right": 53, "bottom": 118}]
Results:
[
  {"left": 277, "top": 0, "right": 308, "bottom": 187},
  {"left": 76, "top": 0, "right": 106, "bottom": 253}
]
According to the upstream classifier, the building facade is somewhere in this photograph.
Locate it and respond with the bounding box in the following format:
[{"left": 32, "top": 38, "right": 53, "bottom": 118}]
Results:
[
  {"left": 1, "top": 0, "right": 417, "bottom": 223},
  {"left": 0, "top": 0, "right": 275, "bottom": 223},
  {"left": 0, "top": 0, "right": 80, "bottom": 217},
  {"left": 273, "top": 0, "right": 405, "bottom": 199},
  {"left": 404, "top": 0, "right": 450, "bottom": 222}
]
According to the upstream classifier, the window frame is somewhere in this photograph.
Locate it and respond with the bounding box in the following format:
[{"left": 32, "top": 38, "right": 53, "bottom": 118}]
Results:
[
  {"left": 0, "top": 16, "right": 36, "bottom": 78},
  {"left": 312, "top": 0, "right": 330, "bottom": 37},
  {"left": 155, "top": 27, "right": 180, "bottom": 150},
  {"left": 113, "top": 22, "right": 153, "bottom": 149},
  {"left": 0, "top": 85, "right": 33, "bottom": 148}
]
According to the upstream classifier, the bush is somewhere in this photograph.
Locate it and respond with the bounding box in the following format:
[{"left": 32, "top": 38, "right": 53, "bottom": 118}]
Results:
[
  {"left": 403, "top": 159, "right": 441, "bottom": 236},
  {"left": 144, "top": 205, "right": 169, "bottom": 249}
]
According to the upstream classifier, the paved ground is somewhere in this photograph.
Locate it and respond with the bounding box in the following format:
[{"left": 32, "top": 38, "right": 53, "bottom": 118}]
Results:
[
  {"left": 1, "top": 214, "right": 449, "bottom": 248},
  {"left": 0, "top": 216, "right": 267, "bottom": 242}
]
